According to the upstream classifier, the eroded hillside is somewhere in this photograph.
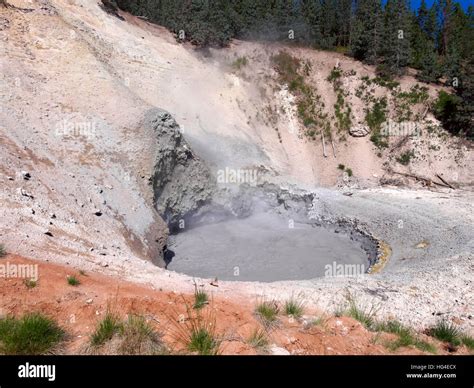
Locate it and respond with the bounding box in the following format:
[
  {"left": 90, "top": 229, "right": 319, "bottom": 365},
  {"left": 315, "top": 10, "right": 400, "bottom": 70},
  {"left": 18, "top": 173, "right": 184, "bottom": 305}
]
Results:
[{"left": 0, "top": 0, "right": 473, "bottom": 349}]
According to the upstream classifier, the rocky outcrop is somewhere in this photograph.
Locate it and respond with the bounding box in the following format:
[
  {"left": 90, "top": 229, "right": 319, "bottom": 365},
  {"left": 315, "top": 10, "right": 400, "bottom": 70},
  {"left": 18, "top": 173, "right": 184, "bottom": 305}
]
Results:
[
  {"left": 349, "top": 124, "right": 370, "bottom": 137},
  {"left": 145, "top": 109, "right": 216, "bottom": 231}
]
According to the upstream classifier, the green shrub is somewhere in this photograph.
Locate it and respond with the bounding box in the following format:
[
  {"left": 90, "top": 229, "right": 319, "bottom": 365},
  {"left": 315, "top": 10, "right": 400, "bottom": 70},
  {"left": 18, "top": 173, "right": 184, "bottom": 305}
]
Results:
[
  {"left": 396, "top": 150, "right": 415, "bottom": 165},
  {"left": 272, "top": 51, "right": 303, "bottom": 90},
  {"left": 327, "top": 67, "right": 342, "bottom": 82},
  {"left": 366, "top": 97, "right": 387, "bottom": 131},
  {"left": 432, "top": 91, "right": 462, "bottom": 135},
  {"left": 370, "top": 130, "right": 389, "bottom": 149},
  {"left": 397, "top": 85, "right": 429, "bottom": 104},
  {"left": 0, "top": 313, "right": 64, "bottom": 354}
]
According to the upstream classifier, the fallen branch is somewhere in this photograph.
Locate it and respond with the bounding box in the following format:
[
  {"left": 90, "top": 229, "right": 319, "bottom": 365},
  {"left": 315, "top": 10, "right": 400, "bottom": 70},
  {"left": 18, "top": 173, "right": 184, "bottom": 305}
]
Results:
[
  {"left": 321, "top": 131, "right": 327, "bottom": 158},
  {"left": 390, "top": 170, "right": 451, "bottom": 188},
  {"left": 435, "top": 174, "right": 455, "bottom": 189},
  {"left": 331, "top": 139, "right": 336, "bottom": 158}
]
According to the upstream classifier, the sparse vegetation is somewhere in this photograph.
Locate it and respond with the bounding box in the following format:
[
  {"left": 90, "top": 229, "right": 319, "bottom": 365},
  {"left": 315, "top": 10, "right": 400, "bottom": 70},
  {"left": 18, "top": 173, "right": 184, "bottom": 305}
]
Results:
[
  {"left": 372, "top": 71, "right": 400, "bottom": 90},
  {"left": 0, "top": 244, "right": 6, "bottom": 258},
  {"left": 188, "top": 326, "right": 219, "bottom": 355},
  {"left": 0, "top": 313, "right": 64, "bottom": 355},
  {"left": 247, "top": 328, "right": 269, "bottom": 352},
  {"left": 396, "top": 150, "right": 415, "bottom": 166},
  {"left": 90, "top": 312, "right": 163, "bottom": 354},
  {"left": 232, "top": 56, "right": 248, "bottom": 70},
  {"left": 273, "top": 51, "right": 329, "bottom": 139},
  {"left": 338, "top": 164, "right": 345, "bottom": 170},
  {"left": 375, "top": 320, "right": 436, "bottom": 353},
  {"left": 90, "top": 311, "right": 122, "bottom": 347},
  {"left": 273, "top": 51, "right": 304, "bottom": 92},
  {"left": 24, "top": 279, "right": 37, "bottom": 289},
  {"left": 67, "top": 275, "right": 80, "bottom": 286},
  {"left": 432, "top": 91, "right": 469, "bottom": 138},
  {"left": 427, "top": 319, "right": 462, "bottom": 347},
  {"left": 345, "top": 168, "right": 353, "bottom": 177},
  {"left": 171, "top": 299, "right": 222, "bottom": 355},
  {"left": 397, "top": 84, "right": 429, "bottom": 104},
  {"left": 326, "top": 67, "right": 342, "bottom": 82},
  {"left": 303, "top": 316, "right": 325, "bottom": 330},
  {"left": 328, "top": 67, "right": 352, "bottom": 132},
  {"left": 255, "top": 300, "right": 279, "bottom": 327},
  {"left": 118, "top": 315, "right": 163, "bottom": 355},
  {"left": 284, "top": 297, "right": 304, "bottom": 319},
  {"left": 347, "top": 300, "right": 376, "bottom": 330},
  {"left": 460, "top": 335, "right": 474, "bottom": 350},
  {"left": 367, "top": 97, "right": 389, "bottom": 149},
  {"left": 193, "top": 286, "right": 209, "bottom": 310},
  {"left": 366, "top": 97, "right": 387, "bottom": 132}
]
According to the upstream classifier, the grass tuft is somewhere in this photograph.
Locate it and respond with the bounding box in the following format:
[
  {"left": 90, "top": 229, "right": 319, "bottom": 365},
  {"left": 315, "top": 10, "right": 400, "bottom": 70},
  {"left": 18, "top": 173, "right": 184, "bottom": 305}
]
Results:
[
  {"left": 284, "top": 297, "right": 304, "bottom": 319},
  {"left": 346, "top": 298, "right": 376, "bottom": 330},
  {"left": 193, "top": 286, "right": 209, "bottom": 310},
  {"left": 90, "top": 311, "right": 122, "bottom": 347},
  {"left": 376, "top": 320, "right": 436, "bottom": 353},
  {"left": 247, "top": 328, "right": 269, "bottom": 352},
  {"left": 428, "top": 319, "right": 462, "bottom": 347},
  {"left": 255, "top": 300, "right": 280, "bottom": 327},
  {"left": 118, "top": 315, "right": 163, "bottom": 355},
  {"left": 67, "top": 275, "right": 80, "bottom": 286},
  {"left": 0, "top": 313, "right": 64, "bottom": 355},
  {"left": 460, "top": 335, "right": 474, "bottom": 350},
  {"left": 171, "top": 301, "right": 222, "bottom": 355}
]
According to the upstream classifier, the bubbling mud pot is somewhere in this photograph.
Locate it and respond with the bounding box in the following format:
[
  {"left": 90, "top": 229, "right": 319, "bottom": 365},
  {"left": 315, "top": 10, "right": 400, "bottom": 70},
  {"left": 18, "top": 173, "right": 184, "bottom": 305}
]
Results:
[{"left": 167, "top": 212, "right": 377, "bottom": 282}]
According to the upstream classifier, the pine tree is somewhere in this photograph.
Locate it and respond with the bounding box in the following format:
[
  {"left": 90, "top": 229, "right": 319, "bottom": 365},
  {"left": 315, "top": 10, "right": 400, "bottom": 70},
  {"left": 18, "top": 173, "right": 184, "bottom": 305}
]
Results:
[
  {"left": 381, "top": 0, "right": 411, "bottom": 75},
  {"left": 301, "top": 0, "right": 324, "bottom": 47},
  {"left": 350, "top": 0, "right": 383, "bottom": 64}
]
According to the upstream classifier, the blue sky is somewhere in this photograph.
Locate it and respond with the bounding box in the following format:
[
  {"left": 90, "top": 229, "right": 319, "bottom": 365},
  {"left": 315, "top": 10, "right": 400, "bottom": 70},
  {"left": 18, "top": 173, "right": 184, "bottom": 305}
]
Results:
[{"left": 408, "top": 0, "right": 473, "bottom": 10}]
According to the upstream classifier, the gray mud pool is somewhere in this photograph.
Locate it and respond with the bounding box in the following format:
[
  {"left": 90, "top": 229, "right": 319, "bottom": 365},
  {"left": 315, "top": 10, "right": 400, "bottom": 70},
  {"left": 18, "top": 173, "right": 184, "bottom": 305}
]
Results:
[{"left": 168, "top": 213, "right": 372, "bottom": 282}]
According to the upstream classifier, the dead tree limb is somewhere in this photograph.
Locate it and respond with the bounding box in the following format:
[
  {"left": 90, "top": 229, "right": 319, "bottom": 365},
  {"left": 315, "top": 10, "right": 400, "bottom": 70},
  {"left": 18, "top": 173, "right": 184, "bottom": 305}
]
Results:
[
  {"left": 391, "top": 170, "right": 451, "bottom": 188},
  {"left": 321, "top": 131, "right": 327, "bottom": 158},
  {"left": 435, "top": 174, "right": 455, "bottom": 189},
  {"left": 331, "top": 139, "right": 336, "bottom": 158}
]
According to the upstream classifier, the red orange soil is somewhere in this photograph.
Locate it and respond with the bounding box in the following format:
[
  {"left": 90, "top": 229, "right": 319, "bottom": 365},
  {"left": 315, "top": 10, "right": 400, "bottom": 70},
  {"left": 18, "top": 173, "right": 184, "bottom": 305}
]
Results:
[{"left": 0, "top": 255, "right": 466, "bottom": 355}]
